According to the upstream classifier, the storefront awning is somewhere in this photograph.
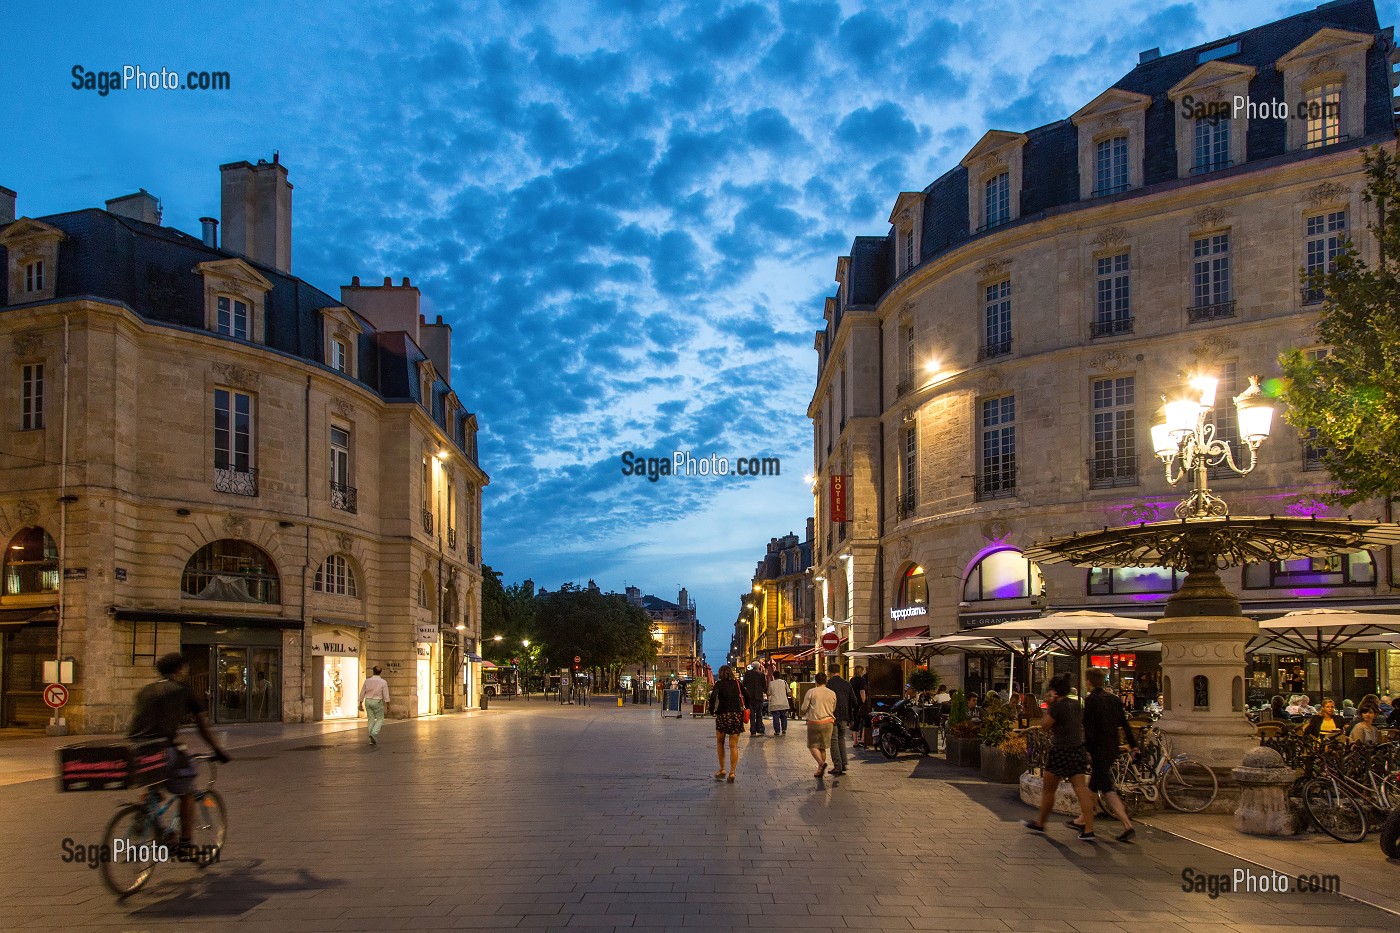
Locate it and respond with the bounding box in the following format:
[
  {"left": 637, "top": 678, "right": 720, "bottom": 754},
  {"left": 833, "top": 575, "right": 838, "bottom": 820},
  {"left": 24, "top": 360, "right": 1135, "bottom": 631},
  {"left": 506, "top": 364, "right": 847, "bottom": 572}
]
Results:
[
  {"left": 0, "top": 606, "right": 58, "bottom": 628},
  {"left": 871, "top": 625, "right": 929, "bottom": 645},
  {"left": 111, "top": 608, "right": 303, "bottom": 630},
  {"left": 313, "top": 616, "right": 368, "bottom": 629}
]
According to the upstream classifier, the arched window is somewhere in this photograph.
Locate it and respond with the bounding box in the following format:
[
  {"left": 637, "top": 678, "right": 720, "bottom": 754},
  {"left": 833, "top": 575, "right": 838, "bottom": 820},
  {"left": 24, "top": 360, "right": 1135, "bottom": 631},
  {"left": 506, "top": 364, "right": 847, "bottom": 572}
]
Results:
[
  {"left": 314, "top": 554, "right": 358, "bottom": 597},
  {"left": 962, "top": 548, "right": 1044, "bottom": 602},
  {"left": 418, "top": 570, "right": 436, "bottom": 612},
  {"left": 4, "top": 526, "right": 58, "bottom": 595},
  {"left": 181, "top": 540, "right": 280, "bottom": 604},
  {"left": 895, "top": 564, "right": 927, "bottom": 610}
]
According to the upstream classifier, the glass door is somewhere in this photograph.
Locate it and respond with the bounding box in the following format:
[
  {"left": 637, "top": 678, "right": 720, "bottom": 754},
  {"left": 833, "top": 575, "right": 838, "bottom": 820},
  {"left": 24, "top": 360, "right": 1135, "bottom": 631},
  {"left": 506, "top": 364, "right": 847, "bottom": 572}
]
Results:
[
  {"left": 250, "top": 647, "right": 281, "bottom": 721},
  {"left": 215, "top": 647, "right": 249, "bottom": 723}
]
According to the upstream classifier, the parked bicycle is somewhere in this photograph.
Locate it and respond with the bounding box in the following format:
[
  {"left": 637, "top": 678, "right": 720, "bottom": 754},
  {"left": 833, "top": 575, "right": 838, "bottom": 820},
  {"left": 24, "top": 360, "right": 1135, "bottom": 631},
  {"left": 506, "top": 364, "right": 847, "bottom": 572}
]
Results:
[
  {"left": 101, "top": 753, "right": 227, "bottom": 897},
  {"left": 1108, "top": 726, "right": 1218, "bottom": 815},
  {"left": 1290, "top": 737, "right": 1400, "bottom": 843}
]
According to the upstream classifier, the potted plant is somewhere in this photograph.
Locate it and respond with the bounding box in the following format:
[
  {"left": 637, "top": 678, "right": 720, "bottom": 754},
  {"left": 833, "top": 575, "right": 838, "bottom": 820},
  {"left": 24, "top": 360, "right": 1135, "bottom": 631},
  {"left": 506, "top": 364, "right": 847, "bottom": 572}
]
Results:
[
  {"left": 982, "top": 728, "right": 1031, "bottom": 784},
  {"left": 944, "top": 691, "right": 981, "bottom": 766},
  {"left": 978, "top": 696, "right": 1016, "bottom": 778},
  {"left": 908, "top": 669, "right": 940, "bottom": 748}
]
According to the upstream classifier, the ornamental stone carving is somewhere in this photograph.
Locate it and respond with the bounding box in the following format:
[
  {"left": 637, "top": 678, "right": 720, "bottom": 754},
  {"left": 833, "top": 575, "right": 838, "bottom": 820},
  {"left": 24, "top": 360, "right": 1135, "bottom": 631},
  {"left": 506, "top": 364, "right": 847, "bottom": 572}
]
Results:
[
  {"left": 223, "top": 513, "right": 250, "bottom": 538},
  {"left": 1091, "top": 226, "right": 1128, "bottom": 249},
  {"left": 213, "top": 362, "right": 261, "bottom": 390},
  {"left": 982, "top": 367, "right": 1004, "bottom": 392},
  {"left": 1305, "top": 182, "right": 1349, "bottom": 208},
  {"left": 1089, "top": 350, "right": 1128, "bottom": 372},
  {"left": 12, "top": 333, "right": 42, "bottom": 357},
  {"left": 1308, "top": 56, "right": 1336, "bottom": 76},
  {"left": 16, "top": 499, "right": 40, "bottom": 524},
  {"left": 1114, "top": 501, "right": 1163, "bottom": 525},
  {"left": 336, "top": 532, "right": 353, "bottom": 552},
  {"left": 980, "top": 519, "right": 1011, "bottom": 543},
  {"left": 332, "top": 398, "right": 355, "bottom": 419},
  {"left": 1191, "top": 335, "right": 1239, "bottom": 362},
  {"left": 977, "top": 259, "right": 1012, "bottom": 280},
  {"left": 1192, "top": 207, "right": 1227, "bottom": 229},
  {"left": 898, "top": 537, "right": 913, "bottom": 560}
]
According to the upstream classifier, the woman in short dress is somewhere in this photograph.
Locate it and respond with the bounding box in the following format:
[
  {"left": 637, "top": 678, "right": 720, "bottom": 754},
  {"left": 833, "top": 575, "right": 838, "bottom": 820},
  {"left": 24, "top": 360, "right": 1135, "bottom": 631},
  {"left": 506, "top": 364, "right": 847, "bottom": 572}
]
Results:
[
  {"left": 1023, "top": 674, "right": 1099, "bottom": 841},
  {"left": 709, "top": 665, "right": 746, "bottom": 782}
]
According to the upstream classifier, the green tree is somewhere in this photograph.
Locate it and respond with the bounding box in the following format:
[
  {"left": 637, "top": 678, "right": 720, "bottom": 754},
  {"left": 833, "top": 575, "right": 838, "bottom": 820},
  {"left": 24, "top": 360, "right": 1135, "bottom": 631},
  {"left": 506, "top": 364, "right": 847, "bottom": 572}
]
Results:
[
  {"left": 480, "top": 566, "right": 537, "bottom": 666},
  {"left": 1280, "top": 145, "right": 1400, "bottom": 506}
]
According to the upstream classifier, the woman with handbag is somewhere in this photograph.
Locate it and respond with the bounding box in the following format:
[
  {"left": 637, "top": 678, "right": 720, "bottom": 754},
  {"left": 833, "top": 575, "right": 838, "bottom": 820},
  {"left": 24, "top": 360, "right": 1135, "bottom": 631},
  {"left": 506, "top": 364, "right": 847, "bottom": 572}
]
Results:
[{"left": 708, "top": 665, "right": 746, "bottom": 782}]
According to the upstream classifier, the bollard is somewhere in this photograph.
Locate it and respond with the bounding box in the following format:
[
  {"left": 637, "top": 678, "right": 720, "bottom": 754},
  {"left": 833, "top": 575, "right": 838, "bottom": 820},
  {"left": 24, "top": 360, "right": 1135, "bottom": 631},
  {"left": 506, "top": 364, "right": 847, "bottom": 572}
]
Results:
[
  {"left": 617, "top": 696, "right": 623, "bottom": 708},
  {"left": 481, "top": 692, "right": 489, "bottom": 710},
  {"left": 1232, "top": 746, "right": 1300, "bottom": 836}
]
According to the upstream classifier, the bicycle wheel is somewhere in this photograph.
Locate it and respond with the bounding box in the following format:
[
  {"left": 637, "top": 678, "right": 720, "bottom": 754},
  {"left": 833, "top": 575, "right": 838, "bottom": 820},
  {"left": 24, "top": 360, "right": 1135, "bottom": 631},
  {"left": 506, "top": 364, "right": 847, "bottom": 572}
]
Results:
[
  {"left": 101, "top": 804, "right": 159, "bottom": 897},
  {"left": 1159, "top": 756, "right": 1218, "bottom": 813},
  {"left": 187, "top": 790, "right": 227, "bottom": 852},
  {"left": 1380, "top": 807, "right": 1400, "bottom": 859},
  {"left": 1379, "top": 773, "right": 1400, "bottom": 812},
  {"left": 1302, "top": 778, "right": 1369, "bottom": 843}
]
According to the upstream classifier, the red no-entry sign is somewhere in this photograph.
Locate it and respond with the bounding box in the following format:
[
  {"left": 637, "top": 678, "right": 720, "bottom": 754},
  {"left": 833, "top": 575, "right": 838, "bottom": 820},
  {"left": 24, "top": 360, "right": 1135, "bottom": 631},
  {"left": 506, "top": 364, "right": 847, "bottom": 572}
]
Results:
[
  {"left": 574, "top": 655, "right": 581, "bottom": 664},
  {"left": 44, "top": 683, "right": 69, "bottom": 709},
  {"left": 820, "top": 632, "right": 840, "bottom": 652}
]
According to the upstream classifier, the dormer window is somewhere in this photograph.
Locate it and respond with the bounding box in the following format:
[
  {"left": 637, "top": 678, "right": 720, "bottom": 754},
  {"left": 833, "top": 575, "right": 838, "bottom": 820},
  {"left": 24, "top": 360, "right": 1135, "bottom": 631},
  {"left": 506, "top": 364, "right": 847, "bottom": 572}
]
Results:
[
  {"left": 217, "top": 296, "right": 249, "bottom": 339},
  {"left": 888, "top": 191, "right": 926, "bottom": 278},
  {"left": 24, "top": 261, "right": 43, "bottom": 293},
  {"left": 1169, "top": 61, "right": 1254, "bottom": 178},
  {"left": 962, "top": 131, "right": 1028, "bottom": 233},
  {"left": 331, "top": 337, "right": 348, "bottom": 373},
  {"left": 1277, "top": 28, "right": 1372, "bottom": 153},
  {"left": 1192, "top": 116, "right": 1231, "bottom": 174},
  {"left": 0, "top": 218, "right": 64, "bottom": 305},
  {"left": 318, "top": 306, "right": 362, "bottom": 379},
  {"left": 1094, "top": 137, "right": 1129, "bottom": 195}
]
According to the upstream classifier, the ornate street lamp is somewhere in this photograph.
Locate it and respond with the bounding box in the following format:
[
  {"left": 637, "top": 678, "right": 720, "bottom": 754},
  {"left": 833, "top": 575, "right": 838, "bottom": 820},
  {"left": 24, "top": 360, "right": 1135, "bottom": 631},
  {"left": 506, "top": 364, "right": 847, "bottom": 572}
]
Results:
[{"left": 1150, "top": 374, "right": 1276, "bottom": 520}]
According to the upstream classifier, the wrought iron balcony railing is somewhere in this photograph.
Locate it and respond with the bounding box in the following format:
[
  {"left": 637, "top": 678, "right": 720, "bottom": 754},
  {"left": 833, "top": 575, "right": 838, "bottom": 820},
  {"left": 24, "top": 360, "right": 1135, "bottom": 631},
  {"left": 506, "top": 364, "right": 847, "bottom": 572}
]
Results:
[
  {"left": 978, "top": 339, "right": 1012, "bottom": 360},
  {"left": 896, "top": 492, "right": 916, "bottom": 521},
  {"left": 467, "top": 543, "right": 477, "bottom": 565},
  {"left": 974, "top": 471, "right": 1016, "bottom": 501},
  {"left": 421, "top": 508, "right": 434, "bottom": 534},
  {"left": 330, "top": 482, "right": 357, "bottom": 513},
  {"left": 1091, "top": 182, "right": 1131, "bottom": 197},
  {"left": 896, "top": 373, "right": 915, "bottom": 398},
  {"left": 1087, "top": 455, "right": 1139, "bottom": 489},
  {"left": 1189, "top": 159, "right": 1233, "bottom": 175},
  {"left": 1187, "top": 300, "right": 1235, "bottom": 324},
  {"left": 213, "top": 466, "right": 258, "bottom": 497},
  {"left": 447, "top": 527, "right": 457, "bottom": 549},
  {"left": 1090, "top": 316, "right": 1133, "bottom": 338}
]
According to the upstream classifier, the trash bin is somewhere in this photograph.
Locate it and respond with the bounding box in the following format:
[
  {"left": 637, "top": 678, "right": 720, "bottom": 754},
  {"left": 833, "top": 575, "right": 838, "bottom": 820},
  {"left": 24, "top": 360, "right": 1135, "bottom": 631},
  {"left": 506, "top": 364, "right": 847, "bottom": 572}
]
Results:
[{"left": 662, "top": 688, "right": 683, "bottom": 718}]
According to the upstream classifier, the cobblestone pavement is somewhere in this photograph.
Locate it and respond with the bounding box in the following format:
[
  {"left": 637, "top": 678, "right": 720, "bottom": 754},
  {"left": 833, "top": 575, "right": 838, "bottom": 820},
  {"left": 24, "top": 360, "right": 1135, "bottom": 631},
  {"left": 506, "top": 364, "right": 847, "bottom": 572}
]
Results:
[{"left": 1, "top": 700, "right": 1396, "bottom": 932}]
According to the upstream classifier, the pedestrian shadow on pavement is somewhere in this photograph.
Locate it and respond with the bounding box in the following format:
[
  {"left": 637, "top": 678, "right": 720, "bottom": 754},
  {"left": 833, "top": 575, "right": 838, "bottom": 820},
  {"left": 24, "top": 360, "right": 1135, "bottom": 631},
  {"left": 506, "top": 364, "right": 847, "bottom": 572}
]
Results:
[{"left": 127, "top": 858, "right": 344, "bottom": 919}]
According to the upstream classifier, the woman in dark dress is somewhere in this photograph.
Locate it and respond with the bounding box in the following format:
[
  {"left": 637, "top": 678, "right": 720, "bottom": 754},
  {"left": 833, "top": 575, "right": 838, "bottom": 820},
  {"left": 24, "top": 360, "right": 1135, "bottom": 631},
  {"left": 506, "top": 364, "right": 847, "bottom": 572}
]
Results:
[
  {"left": 1024, "top": 674, "right": 1099, "bottom": 841},
  {"left": 708, "top": 665, "right": 746, "bottom": 782}
]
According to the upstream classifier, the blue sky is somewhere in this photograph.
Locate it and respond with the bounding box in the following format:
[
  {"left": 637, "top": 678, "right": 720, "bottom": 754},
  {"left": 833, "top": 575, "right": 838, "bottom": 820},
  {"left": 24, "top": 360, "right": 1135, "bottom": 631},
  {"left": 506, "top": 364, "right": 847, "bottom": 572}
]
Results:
[{"left": 5, "top": 0, "right": 1394, "bottom": 670}]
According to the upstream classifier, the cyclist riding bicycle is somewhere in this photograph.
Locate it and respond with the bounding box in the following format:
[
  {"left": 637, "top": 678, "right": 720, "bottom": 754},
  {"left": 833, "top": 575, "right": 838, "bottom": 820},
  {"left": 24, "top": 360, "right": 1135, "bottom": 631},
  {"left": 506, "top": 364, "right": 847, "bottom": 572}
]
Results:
[{"left": 128, "top": 653, "right": 232, "bottom": 860}]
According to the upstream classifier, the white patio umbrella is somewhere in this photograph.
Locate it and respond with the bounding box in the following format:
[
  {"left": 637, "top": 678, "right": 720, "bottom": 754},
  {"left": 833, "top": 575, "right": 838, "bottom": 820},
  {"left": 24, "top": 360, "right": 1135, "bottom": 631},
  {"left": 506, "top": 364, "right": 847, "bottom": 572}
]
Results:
[
  {"left": 1249, "top": 609, "right": 1400, "bottom": 692},
  {"left": 961, "top": 612, "right": 1155, "bottom": 696}
]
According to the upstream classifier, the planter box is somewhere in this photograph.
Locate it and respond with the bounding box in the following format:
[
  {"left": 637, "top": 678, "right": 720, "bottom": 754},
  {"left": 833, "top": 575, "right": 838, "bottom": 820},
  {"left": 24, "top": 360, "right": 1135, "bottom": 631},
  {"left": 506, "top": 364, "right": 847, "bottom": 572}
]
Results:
[
  {"left": 979, "top": 745, "right": 1029, "bottom": 783},
  {"left": 919, "top": 726, "right": 941, "bottom": 754},
  {"left": 946, "top": 735, "right": 981, "bottom": 767}
]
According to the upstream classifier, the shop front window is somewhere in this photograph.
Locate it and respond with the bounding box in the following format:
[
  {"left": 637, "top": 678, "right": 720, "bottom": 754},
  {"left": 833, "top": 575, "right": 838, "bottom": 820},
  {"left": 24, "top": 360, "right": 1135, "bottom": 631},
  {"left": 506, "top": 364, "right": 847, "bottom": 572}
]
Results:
[
  {"left": 322, "top": 655, "right": 360, "bottom": 720},
  {"left": 4, "top": 526, "right": 59, "bottom": 596},
  {"left": 181, "top": 539, "right": 281, "bottom": 603},
  {"left": 962, "top": 548, "right": 1044, "bottom": 601}
]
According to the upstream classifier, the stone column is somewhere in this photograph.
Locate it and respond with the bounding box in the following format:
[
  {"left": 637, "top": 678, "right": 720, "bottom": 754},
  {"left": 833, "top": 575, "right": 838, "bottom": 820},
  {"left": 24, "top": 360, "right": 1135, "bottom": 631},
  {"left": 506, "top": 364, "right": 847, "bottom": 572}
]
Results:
[{"left": 1232, "top": 747, "right": 1301, "bottom": 836}]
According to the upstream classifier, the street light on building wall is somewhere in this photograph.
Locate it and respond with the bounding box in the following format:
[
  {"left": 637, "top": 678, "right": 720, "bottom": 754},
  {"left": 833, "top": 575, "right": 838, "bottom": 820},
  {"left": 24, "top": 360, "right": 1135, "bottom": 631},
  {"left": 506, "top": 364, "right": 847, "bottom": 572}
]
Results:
[{"left": 1150, "top": 374, "right": 1276, "bottom": 520}]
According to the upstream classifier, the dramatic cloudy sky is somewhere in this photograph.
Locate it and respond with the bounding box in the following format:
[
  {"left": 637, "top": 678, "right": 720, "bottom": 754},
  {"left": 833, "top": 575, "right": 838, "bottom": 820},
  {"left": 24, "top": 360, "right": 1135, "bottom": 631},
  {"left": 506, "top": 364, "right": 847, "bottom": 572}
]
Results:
[{"left": 6, "top": 0, "right": 1393, "bottom": 668}]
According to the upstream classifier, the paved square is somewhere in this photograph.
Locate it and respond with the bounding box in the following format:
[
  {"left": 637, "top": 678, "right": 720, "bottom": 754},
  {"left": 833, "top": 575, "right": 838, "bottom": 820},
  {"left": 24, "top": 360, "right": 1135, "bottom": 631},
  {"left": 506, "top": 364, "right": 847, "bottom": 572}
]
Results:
[{"left": 1, "top": 702, "right": 1395, "bottom": 931}]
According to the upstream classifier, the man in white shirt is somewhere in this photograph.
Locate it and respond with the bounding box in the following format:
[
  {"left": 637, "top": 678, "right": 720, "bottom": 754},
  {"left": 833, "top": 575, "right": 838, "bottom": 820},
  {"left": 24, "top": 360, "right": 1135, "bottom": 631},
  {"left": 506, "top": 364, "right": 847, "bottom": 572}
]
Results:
[
  {"left": 799, "top": 672, "right": 838, "bottom": 778},
  {"left": 358, "top": 666, "right": 391, "bottom": 745},
  {"left": 932, "top": 685, "right": 952, "bottom": 704}
]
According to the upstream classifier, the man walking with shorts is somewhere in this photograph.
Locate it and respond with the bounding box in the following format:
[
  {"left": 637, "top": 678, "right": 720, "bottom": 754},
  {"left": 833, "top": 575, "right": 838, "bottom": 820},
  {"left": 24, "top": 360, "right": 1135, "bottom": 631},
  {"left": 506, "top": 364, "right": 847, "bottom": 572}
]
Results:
[
  {"left": 359, "top": 666, "right": 390, "bottom": 745},
  {"left": 1080, "top": 668, "right": 1137, "bottom": 841},
  {"left": 800, "top": 672, "right": 837, "bottom": 778}
]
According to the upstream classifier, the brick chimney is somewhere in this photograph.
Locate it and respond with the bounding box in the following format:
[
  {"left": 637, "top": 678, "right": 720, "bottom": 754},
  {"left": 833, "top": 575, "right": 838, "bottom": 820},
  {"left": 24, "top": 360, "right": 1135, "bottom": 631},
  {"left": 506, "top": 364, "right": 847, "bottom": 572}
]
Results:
[{"left": 220, "top": 154, "right": 292, "bottom": 272}]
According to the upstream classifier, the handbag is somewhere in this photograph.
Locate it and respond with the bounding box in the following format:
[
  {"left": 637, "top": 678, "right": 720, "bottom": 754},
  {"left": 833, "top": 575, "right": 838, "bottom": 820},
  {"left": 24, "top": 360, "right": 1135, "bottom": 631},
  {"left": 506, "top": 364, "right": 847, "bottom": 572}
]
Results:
[{"left": 743, "top": 709, "right": 750, "bottom": 724}]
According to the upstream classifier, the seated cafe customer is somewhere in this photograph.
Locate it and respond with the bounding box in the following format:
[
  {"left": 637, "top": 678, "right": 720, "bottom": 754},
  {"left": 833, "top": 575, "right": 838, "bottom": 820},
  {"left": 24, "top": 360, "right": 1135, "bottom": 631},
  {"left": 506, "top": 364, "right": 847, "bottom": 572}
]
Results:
[{"left": 1302, "top": 698, "right": 1343, "bottom": 740}]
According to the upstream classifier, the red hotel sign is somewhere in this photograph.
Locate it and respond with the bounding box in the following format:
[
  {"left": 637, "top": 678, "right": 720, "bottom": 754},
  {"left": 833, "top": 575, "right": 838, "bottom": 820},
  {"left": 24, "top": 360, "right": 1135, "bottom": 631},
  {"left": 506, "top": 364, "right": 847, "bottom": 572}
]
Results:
[{"left": 830, "top": 474, "right": 849, "bottom": 523}]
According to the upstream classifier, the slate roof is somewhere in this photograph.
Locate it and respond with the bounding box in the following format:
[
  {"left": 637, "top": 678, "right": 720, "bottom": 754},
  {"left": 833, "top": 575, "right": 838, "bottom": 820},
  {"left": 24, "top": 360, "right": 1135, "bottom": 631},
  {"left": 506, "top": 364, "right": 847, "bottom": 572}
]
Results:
[
  {"left": 0, "top": 208, "right": 477, "bottom": 460},
  {"left": 825, "top": 0, "right": 1393, "bottom": 345}
]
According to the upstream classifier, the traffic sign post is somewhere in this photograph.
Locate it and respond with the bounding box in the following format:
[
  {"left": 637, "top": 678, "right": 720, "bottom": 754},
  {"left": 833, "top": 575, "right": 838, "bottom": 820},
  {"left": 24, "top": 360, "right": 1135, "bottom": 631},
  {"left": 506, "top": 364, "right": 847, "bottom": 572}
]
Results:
[{"left": 44, "top": 683, "right": 69, "bottom": 709}]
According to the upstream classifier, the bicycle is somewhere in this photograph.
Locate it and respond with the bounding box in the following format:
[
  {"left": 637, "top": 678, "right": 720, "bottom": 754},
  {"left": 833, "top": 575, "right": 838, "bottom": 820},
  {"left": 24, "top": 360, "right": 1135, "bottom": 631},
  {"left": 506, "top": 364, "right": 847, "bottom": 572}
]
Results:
[
  {"left": 1109, "top": 727, "right": 1219, "bottom": 815},
  {"left": 101, "top": 753, "right": 227, "bottom": 897},
  {"left": 1294, "top": 738, "right": 1400, "bottom": 843}
]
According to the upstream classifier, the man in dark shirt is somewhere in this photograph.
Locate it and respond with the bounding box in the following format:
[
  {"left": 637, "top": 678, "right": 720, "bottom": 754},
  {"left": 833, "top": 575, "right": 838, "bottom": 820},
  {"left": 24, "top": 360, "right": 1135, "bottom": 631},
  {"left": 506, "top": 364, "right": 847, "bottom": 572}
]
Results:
[
  {"left": 1080, "top": 668, "right": 1138, "bottom": 842},
  {"left": 741, "top": 665, "right": 768, "bottom": 735},
  {"left": 826, "top": 664, "right": 855, "bottom": 775},
  {"left": 130, "top": 653, "right": 231, "bottom": 852},
  {"left": 850, "top": 665, "right": 871, "bottom": 748}
]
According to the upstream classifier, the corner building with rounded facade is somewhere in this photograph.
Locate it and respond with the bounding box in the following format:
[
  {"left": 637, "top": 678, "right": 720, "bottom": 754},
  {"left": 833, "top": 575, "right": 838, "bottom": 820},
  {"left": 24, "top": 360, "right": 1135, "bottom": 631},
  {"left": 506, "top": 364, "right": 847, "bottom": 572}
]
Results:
[
  {"left": 0, "top": 157, "right": 488, "bottom": 733},
  {"left": 809, "top": 0, "right": 1400, "bottom": 703}
]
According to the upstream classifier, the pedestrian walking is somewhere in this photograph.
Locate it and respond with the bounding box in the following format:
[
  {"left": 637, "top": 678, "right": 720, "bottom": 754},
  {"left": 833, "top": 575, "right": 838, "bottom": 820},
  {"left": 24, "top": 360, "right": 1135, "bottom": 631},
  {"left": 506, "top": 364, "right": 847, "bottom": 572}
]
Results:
[
  {"left": 826, "top": 664, "right": 855, "bottom": 775},
  {"left": 767, "top": 672, "right": 791, "bottom": 736},
  {"left": 1080, "top": 668, "right": 1137, "bottom": 842},
  {"left": 741, "top": 663, "right": 768, "bottom": 736},
  {"left": 851, "top": 665, "right": 871, "bottom": 748},
  {"left": 358, "top": 665, "right": 390, "bottom": 745},
  {"left": 1023, "top": 674, "right": 1098, "bottom": 841},
  {"left": 709, "top": 665, "right": 746, "bottom": 782},
  {"left": 800, "top": 671, "right": 838, "bottom": 778}
]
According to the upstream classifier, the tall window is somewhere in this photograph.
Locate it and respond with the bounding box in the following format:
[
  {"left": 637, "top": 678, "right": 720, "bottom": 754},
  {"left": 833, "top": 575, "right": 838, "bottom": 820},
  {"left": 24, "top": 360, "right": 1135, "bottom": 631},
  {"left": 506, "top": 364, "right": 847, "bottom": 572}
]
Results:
[
  {"left": 1303, "top": 210, "right": 1347, "bottom": 304},
  {"left": 1192, "top": 116, "right": 1229, "bottom": 173},
  {"left": 978, "top": 396, "right": 1016, "bottom": 499},
  {"left": 421, "top": 455, "right": 431, "bottom": 511},
  {"left": 904, "top": 228, "right": 915, "bottom": 271},
  {"left": 1093, "top": 252, "right": 1131, "bottom": 336},
  {"left": 1090, "top": 376, "right": 1136, "bottom": 487},
  {"left": 1206, "top": 363, "right": 1240, "bottom": 479},
  {"left": 330, "top": 427, "right": 350, "bottom": 487},
  {"left": 314, "top": 554, "right": 359, "bottom": 597},
  {"left": 898, "top": 323, "right": 915, "bottom": 392},
  {"left": 331, "top": 338, "right": 348, "bottom": 374},
  {"left": 896, "top": 564, "right": 927, "bottom": 609},
  {"left": 24, "top": 261, "right": 43, "bottom": 293},
  {"left": 838, "top": 366, "right": 846, "bottom": 430},
  {"left": 982, "top": 280, "right": 1012, "bottom": 358},
  {"left": 214, "top": 389, "right": 253, "bottom": 473},
  {"left": 1190, "top": 233, "right": 1232, "bottom": 318},
  {"left": 216, "top": 296, "right": 249, "bottom": 340},
  {"left": 984, "top": 172, "right": 1010, "bottom": 228},
  {"left": 1094, "top": 136, "right": 1129, "bottom": 195},
  {"left": 900, "top": 424, "right": 917, "bottom": 518},
  {"left": 20, "top": 363, "right": 43, "bottom": 430},
  {"left": 1303, "top": 83, "right": 1342, "bottom": 149},
  {"left": 1302, "top": 348, "right": 1332, "bottom": 468}
]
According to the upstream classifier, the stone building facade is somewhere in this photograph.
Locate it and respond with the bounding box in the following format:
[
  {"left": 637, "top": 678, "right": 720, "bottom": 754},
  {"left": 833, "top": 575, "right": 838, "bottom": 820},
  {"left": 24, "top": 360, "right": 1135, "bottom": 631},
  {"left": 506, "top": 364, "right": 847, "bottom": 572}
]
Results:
[
  {"left": 809, "top": 0, "right": 1400, "bottom": 702},
  {"left": 731, "top": 520, "right": 815, "bottom": 671},
  {"left": 626, "top": 586, "right": 704, "bottom": 680},
  {"left": 0, "top": 157, "right": 488, "bottom": 733}
]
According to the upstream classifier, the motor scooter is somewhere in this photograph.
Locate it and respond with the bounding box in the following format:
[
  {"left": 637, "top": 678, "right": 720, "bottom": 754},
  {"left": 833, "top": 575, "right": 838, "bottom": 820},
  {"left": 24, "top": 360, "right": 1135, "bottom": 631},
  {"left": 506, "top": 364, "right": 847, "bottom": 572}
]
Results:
[{"left": 870, "top": 699, "right": 930, "bottom": 759}]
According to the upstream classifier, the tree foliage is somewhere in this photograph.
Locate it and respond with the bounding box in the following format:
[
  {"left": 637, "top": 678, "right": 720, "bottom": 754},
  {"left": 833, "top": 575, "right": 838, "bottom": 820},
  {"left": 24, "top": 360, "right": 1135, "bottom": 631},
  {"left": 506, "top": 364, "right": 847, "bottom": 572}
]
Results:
[{"left": 1279, "top": 146, "right": 1400, "bottom": 506}]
